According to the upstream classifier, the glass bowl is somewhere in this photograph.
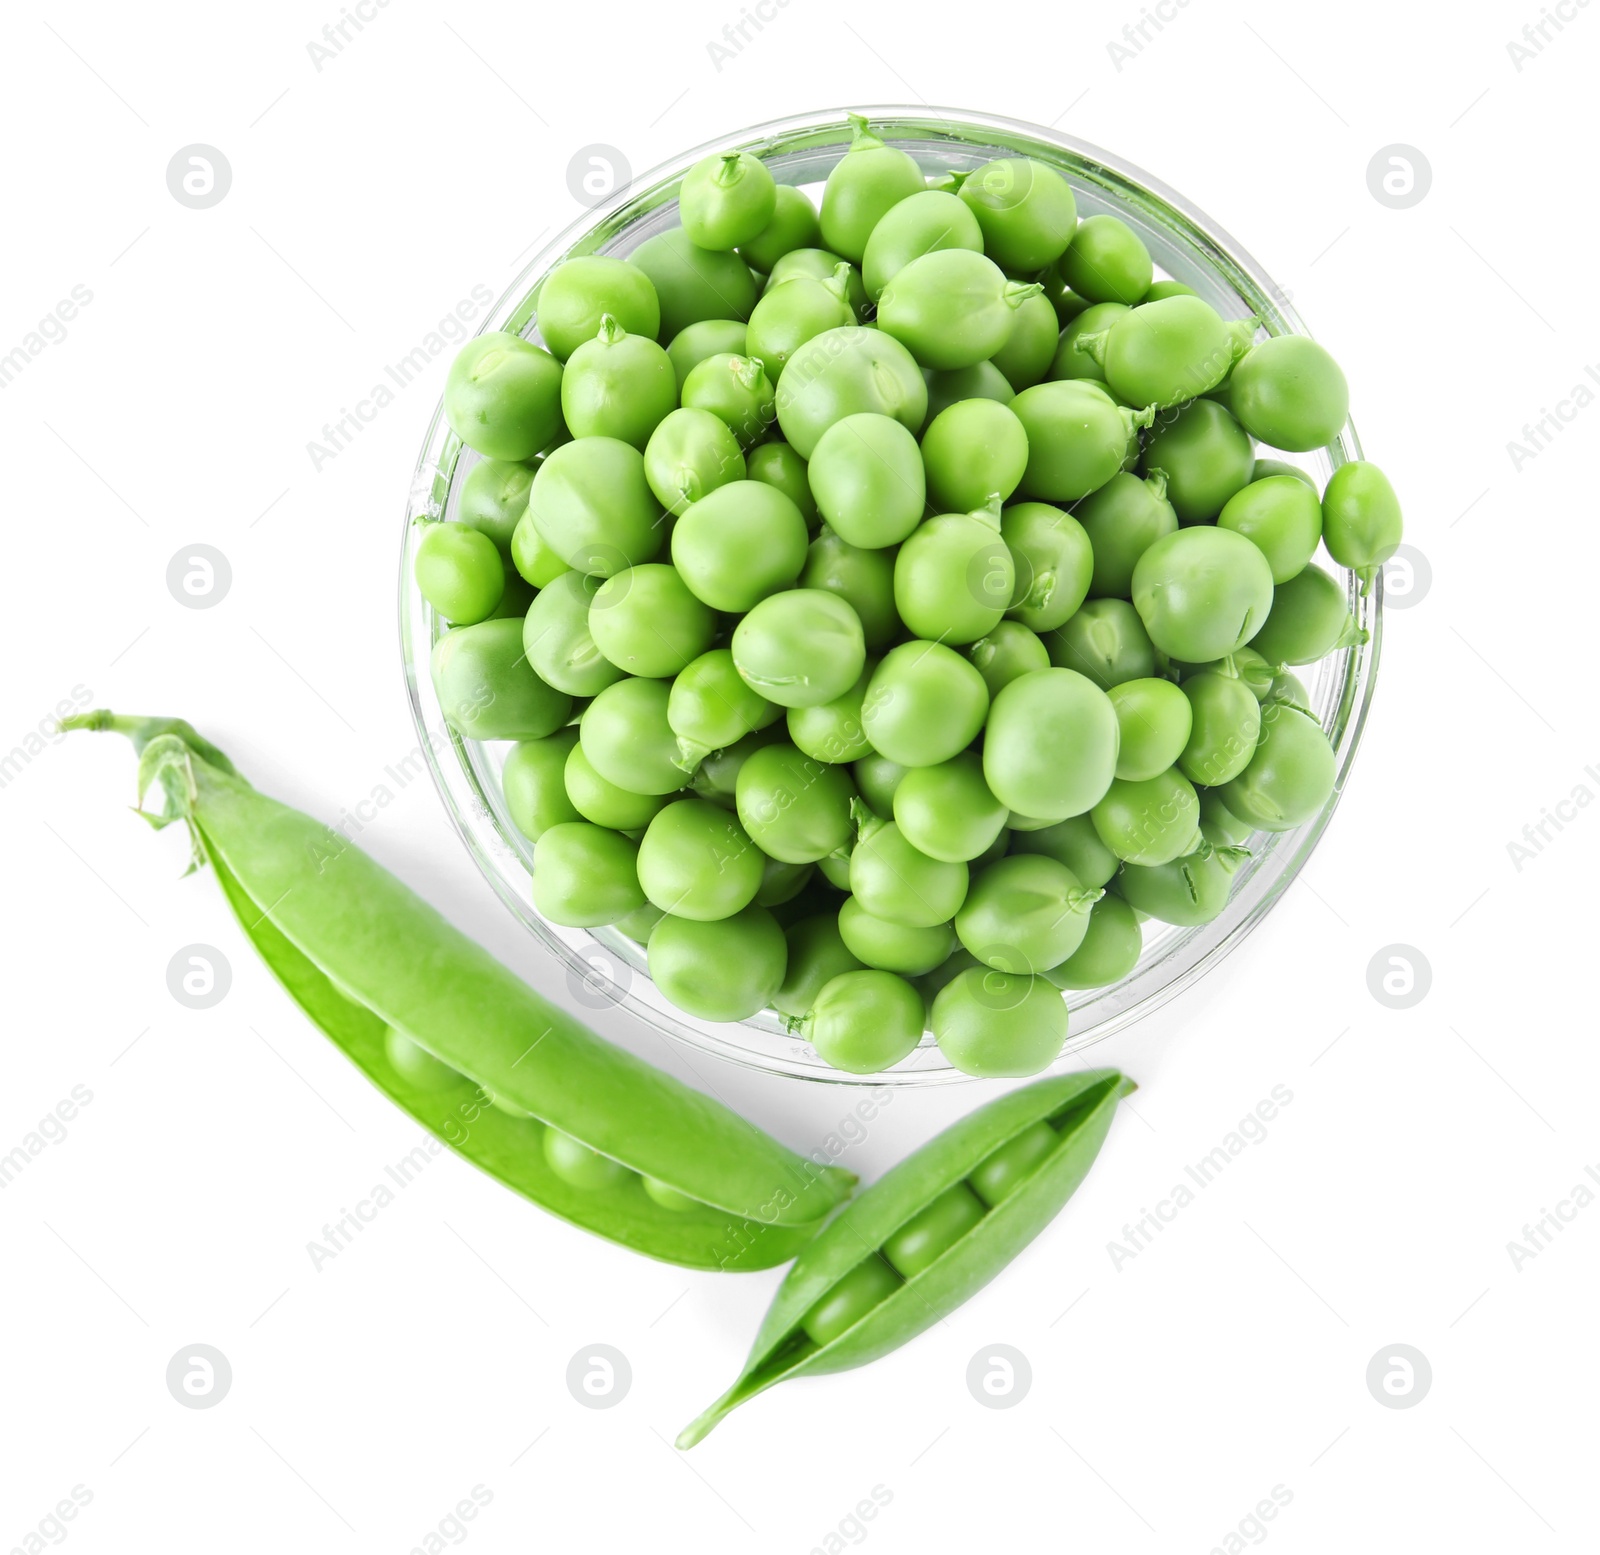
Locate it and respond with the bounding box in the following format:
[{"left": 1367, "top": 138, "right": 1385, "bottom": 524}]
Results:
[{"left": 399, "top": 106, "right": 1382, "bottom": 1087}]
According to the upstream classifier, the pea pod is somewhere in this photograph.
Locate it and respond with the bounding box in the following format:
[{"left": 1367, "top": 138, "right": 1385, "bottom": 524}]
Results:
[
  {"left": 677, "top": 1069, "right": 1133, "bottom": 1447},
  {"left": 66, "top": 713, "right": 854, "bottom": 1271}
]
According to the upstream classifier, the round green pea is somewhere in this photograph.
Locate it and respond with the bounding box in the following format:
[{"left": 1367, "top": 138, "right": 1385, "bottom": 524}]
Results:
[
  {"left": 1050, "top": 300, "right": 1130, "bottom": 381},
  {"left": 690, "top": 724, "right": 786, "bottom": 809},
  {"left": 672, "top": 480, "right": 809, "bottom": 612},
  {"left": 837, "top": 898, "right": 955, "bottom": 976},
  {"left": 1263, "top": 668, "right": 1313, "bottom": 716},
  {"left": 510, "top": 511, "right": 574, "bottom": 588},
  {"left": 668, "top": 648, "right": 779, "bottom": 768},
  {"left": 767, "top": 248, "right": 870, "bottom": 323},
  {"left": 1143, "top": 279, "right": 1196, "bottom": 303},
  {"left": 536, "top": 256, "right": 661, "bottom": 362},
  {"left": 894, "top": 508, "right": 1014, "bottom": 644},
  {"left": 806, "top": 969, "right": 924, "bottom": 1074},
  {"left": 1321, "top": 460, "right": 1402, "bottom": 591},
  {"left": 1118, "top": 842, "right": 1248, "bottom": 926},
  {"left": 773, "top": 914, "right": 864, "bottom": 1017},
  {"left": 1092, "top": 769, "right": 1200, "bottom": 866},
  {"left": 1217, "top": 475, "right": 1323, "bottom": 583},
  {"left": 648, "top": 904, "right": 787, "bottom": 1021},
  {"left": 458, "top": 457, "right": 535, "bottom": 554},
  {"left": 1178, "top": 670, "right": 1262, "bottom": 787},
  {"left": 1141, "top": 399, "right": 1255, "bottom": 523},
  {"left": 525, "top": 438, "right": 664, "bottom": 577},
  {"left": 1044, "top": 893, "right": 1143, "bottom": 989},
  {"left": 819, "top": 116, "right": 925, "bottom": 263},
  {"left": 589, "top": 564, "right": 715, "bottom": 679},
  {"left": 1001, "top": 501, "right": 1094, "bottom": 632},
  {"left": 628, "top": 227, "right": 758, "bottom": 338},
  {"left": 990, "top": 292, "right": 1062, "bottom": 392},
  {"left": 642, "top": 1175, "right": 700, "bottom": 1211},
  {"left": 385, "top": 1028, "right": 460, "bottom": 1090},
  {"left": 863, "top": 642, "right": 990, "bottom": 768},
  {"left": 543, "top": 1128, "right": 631, "bottom": 1190},
  {"left": 933, "top": 967, "right": 1068, "bottom": 1078},
  {"left": 968, "top": 621, "right": 1051, "bottom": 696},
  {"left": 968, "top": 1120, "right": 1059, "bottom": 1207},
  {"left": 637, "top": 797, "right": 763, "bottom": 921},
  {"left": 882, "top": 1181, "right": 986, "bottom": 1275},
  {"left": 414, "top": 522, "right": 506, "bottom": 625},
  {"left": 732, "top": 589, "right": 866, "bottom": 708},
  {"left": 501, "top": 731, "right": 581, "bottom": 841},
  {"left": 1219, "top": 704, "right": 1336, "bottom": 832},
  {"left": 1228, "top": 335, "right": 1349, "bottom": 452},
  {"left": 735, "top": 740, "right": 857, "bottom": 862},
  {"left": 850, "top": 818, "right": 968, "bottom": 929},
  {"left": 665, "top": 319, "right": 749, "bottom": 391},
  {"left": 878, "top": 250, "right": 1038, "bottom": 371},
  {"left": 853, "top": 752, "right": 908, "bottom": 819},
  {"left": 564, "top": 742, "right": 668, "bottom": 831},
  {"left": 740, "top": 184, "right": 823, "bottom": 273},
  {"left": 1008, "top": 813, "right": 1120, "bottom": 888},
  {"left": 1044, "top": 597, "right": 1157, "bottom": 690},
  {"left": 681, "top": 353, "right": 775, "bottom": 446},
  {"left": 679, "top": 152, "right": 777, "bottom": 251},
  {"left": 1057, "top": 214, "right": 1152, "bottom": 306},
  {"left": 1108, "top": 677, "right": 1193, "bottom": 781},
  {"left": 801, "top": 1254, "right": 901, "bottom": 1347},
  {"left": 1252, "top": 457, "right": 1318, "bottom": 489},
  {"left": 522, "top": 571, "right": 624, "bottom": 698},
  {"left": 445, "top": 332, "right": 564, "bottom": 461},
  {"left": 983, "top": 666, "right": 1119, "bottom": 820},
  {"left": 746, "top": 442, "right": 819, "bottom": 529},
  {"left": 922, "top": 362, "right": 1015, "bottom": 427},
  {"left": 958, "top": 157, "right": 1077, "bottom": 272},
  {"left": 921, "top": 400, "right": 1029, "bottom": 514},
  {"left": 433, "top": 617, "right": 572, "bottom": 741},
  {"left": 788, "top": 665, "right": 874, "bottom": 765},
  {"left": 1250, "top": 564, "right": 1364, "bottom": 666},
  {"left": 1199, "top": 789, "right": 1254, "bottom": 847},
  {"left": 745, "top": 271, "right": 855, "bottom": 381},
  {"left": 807, "top": 412, "right": 927, "bottom": 548},
  {"left": 560, "top": 317, "right": 676, "bottom": 448},
  {"left": 861, "top": 188, "right": 984, "bottom": 300},
  {"left": 532, "top": 821, "right": 645, "bottom": 926},
  {"left": 955, "top": 853, "right": 1098, "bottom": 972},
  {"left": 1012, "top": 380, "right": 1140, "bottom": 503},
  {"left": 801, "top": 529, "right": 901, "bottom": 650},
  {"left": 1090, "top": 294, "right": 1246, "bottom": 408},
  {"left": 579, "top": 677, "right": 687, "bottom": 795},
  {"left": 1076, "top": 472, "right": 1178, "bottom": 599},
  {"left": 893, "top": 751, "right": 1008, "bottom": 863},
  {"left": 644, "top": 407, "right": 746, "bottom": 517},
  {"left": 774, "top": 327, "right": 927, "bottom": 459},
  {"left": 1131, "top": 527, "right": 1276, "bottom": 662}
]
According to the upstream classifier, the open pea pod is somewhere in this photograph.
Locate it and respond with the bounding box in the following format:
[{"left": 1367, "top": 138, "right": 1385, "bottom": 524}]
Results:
[
  {"left": 679, "top": 1068, "right": 1132, "bottom": 1445},
  {"left": 68, "top": 714, "right": 852, "bottom": 1271}
]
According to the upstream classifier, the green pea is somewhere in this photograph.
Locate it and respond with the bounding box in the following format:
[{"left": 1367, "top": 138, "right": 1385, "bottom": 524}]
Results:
[
  {"left": 804, "top": 412, "right": 929, "bottom": 551},
  {"left": 681, "top": 353, "right": 775, "bottom": 447},
  {"left": 1198, "top": 789, "right": 1254, "bottom": 847},
  {"left": 672, "top": 479, "right": 808, "bottom": 612},
  {"left": 589, "top": 564, "right": 716, "bottom": 679},
  {"left": 521, "top": 571, "right": 623, "bottom": 698},
  {"left": 800, "top": 1254, "right": 903, "bottom": 1347},
  {"left": 801, "top": 529, "right": 901, "bottom": 650},
  {"left": 1143, "top": 279, "right": 1196, "bottom": 303},
  {"left": 1219, "top": 703, "right": 1336, "bottom": 832},
  {"left": 579, "top": 677, "right": 687, "bottom": 795},
  {"left": 559, "top": 315, "right": 676, "bottom": 449},
  {"left": 804, "top": 969, "right": 924, "bottom": 1074},
  {"left": 853, "top": 752, "right": 908, "bottom": 818},
  {"left": 912, "top": 947, "right": 983, "bottom": 1010},
  {"left": 644, "top": 407, "right": 746, "bottom": 517},
  {"left": 921, "top": 400, "right": 1028, "bottom": 515},
  {"left": 1217, "top": 474, "right": 1324, "bottom": 583},
  {"left": 1073, "top": 472, "right": 1177, "bottom": 600},
  {"left": 756, "top": 855, "right": 813, "bottom": 908},
  {"left": 1321, "top": 460, "right": 1403, "bottom": 592},
  {"left": 788, "top": 664, "right": 874, "bottom": 764},
  {"left": 745, "top": 270, "right": 855, "bottom": 381},
  {"left": 414, "top": 522, "right": 506, "bottom": 625},
  {"left": 668, "top": 648, "right": 779, "bottom": 769},
  {"left": 736, "top": 740, "right": 857, "bottom": 862},
  {"left": 990, "top": 292, "right": 1062, "bottom": 392},
  {"left": 680, "top": 152, "right": 777, "bottom": 251},
  {"left": 838, "top": 898, "right": 956, "bottom": 976},
  {"left": 510, "top": 510, "right": 574, "bottom": 588},
  {"left": 1108, "top": 677, "right": 1193, "bottom": 781},
  {"left": 536, "top": 256, "right": 661, "bottom": 362},
  {"left": 921, "top": 361, "right": 1015, "bottom": 427},
  {"left": 893, "top": 506, "right": 1013, "bottom": 644},
  {"left": 665, "top": 319, "right": 749, "bottom": 391},
  {"left": 968, "top": 1121, "right": 1058, "bottom": 1207},
  {"left": 637, "top": 797, "right": 764, "bottom": 921},
  {"left": 690, "top": 723, "right": 786, "bottom": 808},
  {"left": 816, "top": 852, "right": 853, "bottom": 890},
  {"left": 1177, "top": 644, "right": 1279, "bottom": 698},
  {"left": 445, "top": 332, "right": 564, "bottom": 461},
  {"left": 1008, "top": 813, "right": 1120, "bottom": 888},
  {"left": 502, "top": 731, "right": 581, "bottom": 841},
  {"left": 642, "top": 1176, "right": 701, "bottom": 1212},
  {"left": 1141, "top": 399, "right": 1255, "bottom": 523},
  {"left": 1228, "top": 335, "right": 1349, "bottom": 452},
  {"left": 766, "top": 248, "right": 870, "bottom": 323},
  {"left": 1044, "top": 597, "right": 1157, "bottom": 690},
  {"left": 647, "top": 903, "right": 787, "bottom": 1021},
  {"left": 958, "top": 157, "right": 1077, "bottom": 272},
  {"left": 531, "top": 821, "right": 645, "bottom": 926},
  {"left": 628, "top": 227, "right": 758, "bottom": 338},
  {"left": 1250, "top": 564, "right": 1366, "bottom": 666},
  {"left": 1252, "top": 457, "right": 1318, "bottom": 489},
  {"left": 1117, "top": 840, "right": 1249, "bottom": 926},
  {"left": 433, "top": 618, "right": 573, "bottom": 741},
  {"left": 773, "top": 914, "right": 865, "bottom": 1017},
  {"left": 1000, "top": 500, "right": 1094, "bottom": 632},
  {"left": 774, "top": 327, "right": 927, "bottom": 459},
  {"left": 385, "top": 1027, "right": 460, "bottom": 1090},
  {"left": 742, "top": 441, "right": 816, "bottom": 525},
  {"left": 564, "top": 742, "right": 667, "bottom": 831},
  {"left": 968, "top": 620, "right": 1051, "bottom": 696},
  {"left": 543, "top": 1128, "right": 632, "bottom": 1191},
  {"left": 733, "top": 589, "right": 866, "bottom": 709},
  {"left": 1012, "top": 380, "right": 1146, "bottom": 503},
  {"left": 1055, "top": 214, "right": 1150, "bottom": 306},
  {"left": 458, "top": 457, "right": 535, "bottom": 553},
  {"left": 1178, "top": 670, "right": 1262, "bottom": 786},
  {"left": 878, "top": 250, "right": 1042, "bottom": 371},
  {"left": 819, "top": 114, "right": 925, "bottom": 263},
  {"left": 1131, "top": 527, "right": 1275, "bottom": 662},
  {"left": 882, "top": 1181, "right": 986, "bottom": 1276},
  {"left": 1091, "top": 768, "right": 1200, "bottom": 866},
  {"left": 740, "top": 184, "right": 824, "bottom": 273},
  {"left": 850, "top": 814, "right": 968, "bottom": 929},
  {"left": 525, "top": 437, "right": 664, "bottom": 578},
  {"left": 863, "top": 641, "right": 990, "bottom": 768},
  {"left": 983, "top": 666, "right": 1118, "bottom": 820},
  {"left": 1086, "top": 295, "right": 1253, "bottom": 409},
  {"left": 1264, "top": 667, "right": 1313, "bottom": 715},
  {"left": 887, "top": 750, "right": 1007, "bottom": 865},
  {"left": 956, "top": 853, "right": 1098, "bottom": 971},
  {"left": 860, "top": 189, "right": 983, "bottom": 300},
  {"left": 1044, "top": 894, "right": 1142, "bottom": 989},
  {"left": 933, "top": 967, "right": 1068, "bottom": 1077},
  {"left": 1049, "top": 300, "right": 1130, "bottom": 381}
]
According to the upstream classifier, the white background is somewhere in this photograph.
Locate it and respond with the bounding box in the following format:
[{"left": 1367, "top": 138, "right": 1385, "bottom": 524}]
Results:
[{"left": 3, "top": 1, "right": 1597, "bottom": 1550}]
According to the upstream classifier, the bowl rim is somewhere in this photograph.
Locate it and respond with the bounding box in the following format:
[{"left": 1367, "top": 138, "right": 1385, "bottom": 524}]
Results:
[{"left": 398, "top": 105, "right": 1382, "bottom": 1087}]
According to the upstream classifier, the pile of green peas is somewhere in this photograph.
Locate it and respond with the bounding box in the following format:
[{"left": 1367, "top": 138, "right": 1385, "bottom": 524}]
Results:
[{"left": 423, "top": 113, "right": 1401, "bottom": 1080}]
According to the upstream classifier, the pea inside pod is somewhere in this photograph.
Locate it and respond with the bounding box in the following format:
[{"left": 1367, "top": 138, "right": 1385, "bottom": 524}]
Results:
[{"left": 677, "top": 1069, "right": 1133, "bottom": 1447}]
